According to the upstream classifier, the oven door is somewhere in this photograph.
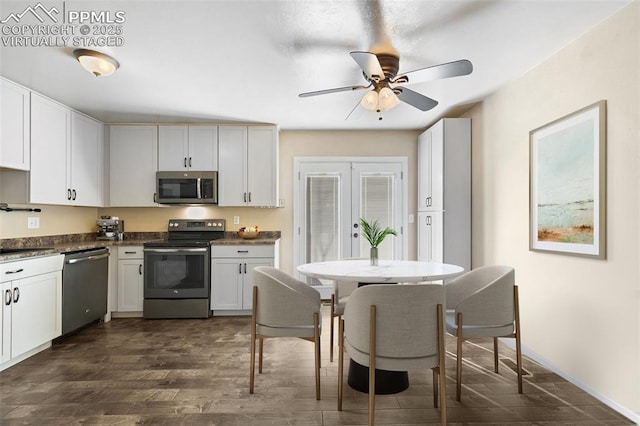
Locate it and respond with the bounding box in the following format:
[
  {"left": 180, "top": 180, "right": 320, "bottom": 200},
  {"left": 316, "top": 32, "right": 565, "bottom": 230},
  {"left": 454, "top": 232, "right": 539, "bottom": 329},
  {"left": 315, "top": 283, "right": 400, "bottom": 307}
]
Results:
[{"left": 143, "top": 247, "right": 210, "bottom": 299}]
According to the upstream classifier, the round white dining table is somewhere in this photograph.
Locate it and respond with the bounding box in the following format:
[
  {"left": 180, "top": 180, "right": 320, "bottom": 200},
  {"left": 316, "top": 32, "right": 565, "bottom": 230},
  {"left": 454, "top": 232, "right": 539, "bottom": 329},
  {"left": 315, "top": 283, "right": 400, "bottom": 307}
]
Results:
[
  {"left": 297, "top": 259, "right": 464, "bottom": 283},
  {"left": 297, "top": 258, "right": 465, "bottom": 395}
]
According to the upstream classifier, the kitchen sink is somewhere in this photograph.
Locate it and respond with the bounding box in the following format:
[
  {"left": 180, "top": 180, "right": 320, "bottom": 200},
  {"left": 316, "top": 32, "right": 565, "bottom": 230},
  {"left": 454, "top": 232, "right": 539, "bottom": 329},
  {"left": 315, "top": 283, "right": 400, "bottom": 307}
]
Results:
[{"left": 0, "top": 247, "right": 54, "bottom": 254}]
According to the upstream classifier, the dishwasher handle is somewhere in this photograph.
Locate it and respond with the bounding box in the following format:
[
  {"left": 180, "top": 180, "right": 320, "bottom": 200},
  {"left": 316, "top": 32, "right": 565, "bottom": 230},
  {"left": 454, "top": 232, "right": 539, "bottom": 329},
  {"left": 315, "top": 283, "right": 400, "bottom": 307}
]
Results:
[{"left": 65, "top": 252, "right": 110, "bottom": 264}]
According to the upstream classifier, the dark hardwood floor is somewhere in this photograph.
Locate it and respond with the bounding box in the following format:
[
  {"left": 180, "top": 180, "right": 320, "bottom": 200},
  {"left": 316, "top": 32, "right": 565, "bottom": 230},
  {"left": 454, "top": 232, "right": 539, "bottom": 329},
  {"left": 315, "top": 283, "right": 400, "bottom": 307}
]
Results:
[{"left": 0, "top": 306, "right": 633, "bottom": 425}]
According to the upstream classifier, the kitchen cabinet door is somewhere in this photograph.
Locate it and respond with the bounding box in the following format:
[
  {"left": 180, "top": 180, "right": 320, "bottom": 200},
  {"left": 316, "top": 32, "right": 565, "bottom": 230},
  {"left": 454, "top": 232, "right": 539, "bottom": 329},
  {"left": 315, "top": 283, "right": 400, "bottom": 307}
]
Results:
[
  {"left": 417, "top": 122, "right": 444, "bottom": 212},
  {"left": 0, "top": 78, "right": 30, "bottom": 170},
  {"left": 417, "top": 211, "right": 443, "bottom": 263},
  {"left": 218, "top": 125, "right": 278, "bottom": 207},
  {"left": 218, "top": 126, "right": 247, "bottom": 206},
  {"left": 1, "top": 283, "right": 10, "bottom": 363},
  {"left": 241, "top": 258, "right": 274, "bottom": 310},
  {"left": 29, "top": 93, "right": 70, "bottom": 205},
  {"left": 188, "top": 126, "right": 218, "bottom": 171},
  {"left": 70, "top": 112, "right": 103, "bottom": 206},
  {"left": 9, "top": 271, "right": 62, "bottom": 359},
  {"left": 109, "top": 125, "right": 158, "bottom": 207},
  {"left": 158, "top": 126, "right": 189, "bottom": 171},
  {"left": 159, "top": 126, "right": 218, "bottom": 172},
  {"left": 117, "top": 259, "right": 144, "bottom": 312},
  {"left": 247, "top": 126, "right": 278, "bottom": 207},
  {"left": 210, "top": 258, "right": 244, "bottom": 310}
]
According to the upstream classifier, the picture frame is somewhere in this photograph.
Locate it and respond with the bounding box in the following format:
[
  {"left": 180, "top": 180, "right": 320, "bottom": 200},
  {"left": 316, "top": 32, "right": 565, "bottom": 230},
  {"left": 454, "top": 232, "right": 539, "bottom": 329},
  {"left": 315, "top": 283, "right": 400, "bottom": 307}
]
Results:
[{"left": 529, "top": 100, "right": 606, "bottom": 259}]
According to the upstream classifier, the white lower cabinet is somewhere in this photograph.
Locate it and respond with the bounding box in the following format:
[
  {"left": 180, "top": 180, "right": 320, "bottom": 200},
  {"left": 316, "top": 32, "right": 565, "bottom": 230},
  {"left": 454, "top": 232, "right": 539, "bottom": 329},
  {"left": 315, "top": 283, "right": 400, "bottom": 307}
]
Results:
[
  {"left": 1, "top": 255, "right": 64, "bottom": 371},
  {"left": 417, "top": 211, "right": 444, "bottom": 263},
  {"left": 211, "top": 244, "right": 278, "bottom": 314},
  {"left": 116, "top": 247, "right": 144, "bottom": 313}
]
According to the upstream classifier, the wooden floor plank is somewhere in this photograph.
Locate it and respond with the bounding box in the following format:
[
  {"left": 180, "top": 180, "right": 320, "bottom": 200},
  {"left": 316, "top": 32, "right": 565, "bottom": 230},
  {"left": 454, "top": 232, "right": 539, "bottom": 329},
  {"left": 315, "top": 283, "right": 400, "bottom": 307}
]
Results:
[{"left": 0, "top": 306, "right": 633, "bottom": 425}]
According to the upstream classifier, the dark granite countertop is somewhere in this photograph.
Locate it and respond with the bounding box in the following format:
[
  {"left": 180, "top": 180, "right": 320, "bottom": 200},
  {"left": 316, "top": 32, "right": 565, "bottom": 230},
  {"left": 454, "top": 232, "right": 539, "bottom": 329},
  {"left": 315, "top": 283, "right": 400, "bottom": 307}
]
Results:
[{"left": 0, "top": 231, "right": 280, "bottom": 262}]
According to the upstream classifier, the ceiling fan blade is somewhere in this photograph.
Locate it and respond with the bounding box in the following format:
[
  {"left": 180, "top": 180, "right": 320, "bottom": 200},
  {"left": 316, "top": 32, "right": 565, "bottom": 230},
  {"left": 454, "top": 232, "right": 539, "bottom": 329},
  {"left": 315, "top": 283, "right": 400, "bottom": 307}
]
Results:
[
  {"left": 350, "top": 51, "right": 385, "bottom": 82},
  {"left": 396, "top": 59, "right": 473, "bottom": 84},
  {"left": 396, "top": 87, "right": 439, "bottom": 111},
  {"left": 345, "top": 98, "right": 362, "bottom": 120},
  {"left": 299, "top": 85, "right": 369, "bottom": 98}
]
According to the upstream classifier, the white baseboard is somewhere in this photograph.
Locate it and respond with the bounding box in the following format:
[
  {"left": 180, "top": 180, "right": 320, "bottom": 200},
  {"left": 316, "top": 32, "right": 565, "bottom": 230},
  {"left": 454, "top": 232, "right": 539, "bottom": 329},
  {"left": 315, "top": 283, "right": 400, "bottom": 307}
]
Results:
[{"left": 499, "top": 338, "right": 639, "bottom": 424}]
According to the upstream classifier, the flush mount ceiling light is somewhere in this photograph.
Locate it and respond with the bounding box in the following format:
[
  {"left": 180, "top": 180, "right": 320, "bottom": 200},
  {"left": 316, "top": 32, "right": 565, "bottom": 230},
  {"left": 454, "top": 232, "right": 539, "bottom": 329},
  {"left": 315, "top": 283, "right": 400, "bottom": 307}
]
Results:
[{"left": 73, "top": 49, "right": 119, "bottom": 77}]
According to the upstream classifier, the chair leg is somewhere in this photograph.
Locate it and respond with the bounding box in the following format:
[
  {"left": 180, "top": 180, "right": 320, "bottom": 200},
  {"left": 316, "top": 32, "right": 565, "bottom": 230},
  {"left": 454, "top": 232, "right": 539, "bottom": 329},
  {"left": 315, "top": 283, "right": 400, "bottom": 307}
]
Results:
[
  {"left": 514, "top": 285, "right": 523, "bottom": 394},
  {"left": 437, "top": 304, "right": 447, "bottom": 426},
  {"left": 258, "top": 337, "right": 264, "bottom": 374},
  {"left": 250, "top": 286, "right": 257, "bottom": 394},
  {"left": 432, "top": 368, "right": 438, "bottom": 408},
  {"left": 369, "top": 305, "right": 377, "bottom": 426},
  {"left": 456, "top": 312, "right": 463, "bottom": 401},
  {"left": 338, "top": 318, "right": 344, "bottom": 411},
  {"left": 494, "top": 337, "right": 499, "bottom": 373},
  {"left": 330, "top": 294, "right": 335, "bottom": 363},
  {"left": 313, "top": 312, "right": 321, "bottom": 400}
]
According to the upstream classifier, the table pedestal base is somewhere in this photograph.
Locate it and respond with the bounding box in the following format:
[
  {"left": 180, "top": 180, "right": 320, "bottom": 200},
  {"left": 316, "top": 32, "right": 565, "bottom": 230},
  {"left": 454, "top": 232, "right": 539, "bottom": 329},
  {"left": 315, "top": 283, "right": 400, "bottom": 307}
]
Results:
[{"left": 347, "top": 360, "right": 409, "bottom": 394}]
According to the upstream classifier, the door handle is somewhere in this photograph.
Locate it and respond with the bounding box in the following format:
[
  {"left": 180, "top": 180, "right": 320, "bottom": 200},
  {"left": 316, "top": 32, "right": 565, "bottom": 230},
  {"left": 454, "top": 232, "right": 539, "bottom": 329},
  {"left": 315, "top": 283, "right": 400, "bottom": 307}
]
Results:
[
  {"left": 5, "top": 268, "right": 24, "bottom": 274},
  {"left": 248, "top": 192, "right": 251, "bottom": 203},
  {"left": 189, "top": 157, "right": 192, "bottom": 167},
  {"left": 13, "top": 287, "right": 20, "bottom": 303},
  {"left": 4, "top": 289, "right": 11, "bottom": 306},
  {"left": 67, "top": 188, "right": 72, "bottom": 200},
  {"left": 238, "top": 263, "right": 242, "bottom": 274},
  {"left": 243, "top": 192, "right": 247, "bottom": 202},
  {"left": 139, "top": 264, "right": 142, "bottom": 275},
  {"left": 244, "top": 263, "right": 247, "bottom": 274},
  {"left": 184, "top": 157, "right": 188, "bottom": 168},
  {"left": 72, "top": 189, "right": 77, "bottom": 200}
]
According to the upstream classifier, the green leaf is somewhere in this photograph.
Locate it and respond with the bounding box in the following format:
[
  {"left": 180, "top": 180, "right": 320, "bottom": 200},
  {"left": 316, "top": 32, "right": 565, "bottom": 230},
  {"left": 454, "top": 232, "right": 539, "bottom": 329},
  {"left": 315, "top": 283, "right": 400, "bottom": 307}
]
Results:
[{"left": 360, "top": 217, "right": 397, "bottom": 248}]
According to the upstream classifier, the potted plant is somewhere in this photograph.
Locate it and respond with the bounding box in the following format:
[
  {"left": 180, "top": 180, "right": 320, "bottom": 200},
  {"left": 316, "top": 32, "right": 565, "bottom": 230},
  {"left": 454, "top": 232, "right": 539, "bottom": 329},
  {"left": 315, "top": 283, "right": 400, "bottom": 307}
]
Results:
[{"left": 360, "top": 217, "right": 397, "bottom": 265}]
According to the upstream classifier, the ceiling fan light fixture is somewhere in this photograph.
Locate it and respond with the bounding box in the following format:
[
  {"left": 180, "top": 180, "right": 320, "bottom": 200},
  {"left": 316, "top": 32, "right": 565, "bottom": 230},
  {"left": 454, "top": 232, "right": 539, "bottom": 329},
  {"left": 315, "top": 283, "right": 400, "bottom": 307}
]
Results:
[
  {"left": 360, "top": 90, "right": 379, "bottom": 111},
  {"left": 73, "top": 49, "right": 119, "bottom": 77},
  {"left": 378, "top": 87, "right": 400, "bottom": 111}
]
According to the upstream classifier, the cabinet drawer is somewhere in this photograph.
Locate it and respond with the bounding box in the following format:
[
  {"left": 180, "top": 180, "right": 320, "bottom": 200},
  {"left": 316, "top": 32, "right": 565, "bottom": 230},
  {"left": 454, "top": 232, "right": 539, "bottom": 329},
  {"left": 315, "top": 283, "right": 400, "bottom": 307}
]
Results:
[
  {"left": 118, "top": 246, "right": 143, "bottom": 259},
  {"left": 211, "top": 245, "right": 274, "bottom": 258},
  {"left": 1, "top": 254, "right": 64, "bottom": 283}
]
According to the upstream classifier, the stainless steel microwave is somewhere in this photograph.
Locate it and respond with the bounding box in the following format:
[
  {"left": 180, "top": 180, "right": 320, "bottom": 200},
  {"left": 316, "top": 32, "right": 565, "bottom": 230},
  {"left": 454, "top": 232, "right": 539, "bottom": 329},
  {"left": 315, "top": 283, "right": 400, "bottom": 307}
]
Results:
[{"left": 156, "top": 171, "right": 218, "bottom": 204}]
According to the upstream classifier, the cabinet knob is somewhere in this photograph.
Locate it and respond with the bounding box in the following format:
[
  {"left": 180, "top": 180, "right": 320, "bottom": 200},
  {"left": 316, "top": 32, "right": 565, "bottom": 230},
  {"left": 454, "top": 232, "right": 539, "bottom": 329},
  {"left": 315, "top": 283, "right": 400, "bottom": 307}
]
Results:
[{"left": 353, "top": 233, "right": 358, "bottom": 238}]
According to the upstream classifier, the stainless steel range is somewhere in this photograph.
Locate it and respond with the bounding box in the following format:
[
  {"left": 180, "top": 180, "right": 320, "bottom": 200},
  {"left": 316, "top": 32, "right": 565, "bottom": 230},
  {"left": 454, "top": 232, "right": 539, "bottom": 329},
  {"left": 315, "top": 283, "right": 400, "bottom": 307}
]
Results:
[{"left": 143, "top": 219, "right": 225, "bottom": 319}]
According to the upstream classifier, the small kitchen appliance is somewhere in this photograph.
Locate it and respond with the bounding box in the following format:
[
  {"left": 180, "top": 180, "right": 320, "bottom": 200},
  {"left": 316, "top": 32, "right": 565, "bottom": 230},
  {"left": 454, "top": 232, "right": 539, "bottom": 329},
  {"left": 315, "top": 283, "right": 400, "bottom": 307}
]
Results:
[
  {"left": 143, "top": 218, "right": 226, "bottom": 319},
  {"left": 96, "top": 217, "right": 124, "bottom": 240}
]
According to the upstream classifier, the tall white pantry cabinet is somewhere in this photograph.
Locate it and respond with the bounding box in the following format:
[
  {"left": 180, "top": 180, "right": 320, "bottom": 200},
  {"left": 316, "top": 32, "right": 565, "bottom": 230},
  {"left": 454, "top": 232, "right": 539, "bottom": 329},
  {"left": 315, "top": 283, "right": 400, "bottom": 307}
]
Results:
[{"left": 417, "top": 118, "right": 471, "bottom": 273}]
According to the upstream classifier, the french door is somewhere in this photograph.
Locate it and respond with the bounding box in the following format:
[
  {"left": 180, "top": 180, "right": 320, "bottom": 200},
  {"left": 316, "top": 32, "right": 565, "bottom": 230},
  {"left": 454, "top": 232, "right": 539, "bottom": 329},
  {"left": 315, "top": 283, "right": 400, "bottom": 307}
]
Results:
[{"left": 293, "top": 157, "right": 407, "bottom": 280}]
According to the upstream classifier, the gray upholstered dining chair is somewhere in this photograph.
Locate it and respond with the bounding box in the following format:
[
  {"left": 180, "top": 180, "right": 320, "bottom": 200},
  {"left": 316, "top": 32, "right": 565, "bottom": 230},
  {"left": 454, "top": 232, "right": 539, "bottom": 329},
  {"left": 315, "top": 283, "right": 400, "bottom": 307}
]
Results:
[
  {"left": 330, "top": 279, "right": 358, "bottom": 362},
  {"left": 444, "top": 265, "right": 522, "bottom": 401},
  {"left": 249, "top": 266, "right": 322, "bottom": 400},
  {"left": 338, "top": 284, "right": 447, "bottom": 426}
]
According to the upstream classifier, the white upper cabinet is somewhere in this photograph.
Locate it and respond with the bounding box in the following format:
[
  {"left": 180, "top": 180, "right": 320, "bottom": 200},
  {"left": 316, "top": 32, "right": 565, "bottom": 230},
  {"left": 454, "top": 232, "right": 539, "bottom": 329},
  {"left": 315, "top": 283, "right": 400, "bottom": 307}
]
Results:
[
  {"left": 158, "top": 125, "right": 218, "bottom": 171},
  {"left": 29, "top": 94, "right": 103, "bottom": 206},
  {"left": 417, "top": 120, "right": 444, "bottom": 212},
  {"left": 70, "top": 112, "right": 103, "bottom": 206},
  {"left": 218, "top": 125, "right": 278, "bottom": 207},
  {"left": 0, "top": 78, "right": 30, "bottom": 170},
  {"left": 109, "top": 125, "right": 158, "bottom": 207}
]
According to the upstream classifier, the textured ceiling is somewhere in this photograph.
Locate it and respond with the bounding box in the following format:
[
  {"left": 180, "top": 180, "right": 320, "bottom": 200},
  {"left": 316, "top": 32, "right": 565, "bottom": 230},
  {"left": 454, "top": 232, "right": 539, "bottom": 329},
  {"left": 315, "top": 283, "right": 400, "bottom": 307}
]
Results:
[{"left": 0, "top": 0, "right": 631, "bottom": 130}]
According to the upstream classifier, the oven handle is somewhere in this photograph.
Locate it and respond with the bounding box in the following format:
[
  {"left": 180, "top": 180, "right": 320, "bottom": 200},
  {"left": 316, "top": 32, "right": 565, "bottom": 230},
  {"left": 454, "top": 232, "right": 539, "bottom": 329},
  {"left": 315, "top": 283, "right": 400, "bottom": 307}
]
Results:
[{"left": 143, "top": 248, "right": 209, "bottom": 253}]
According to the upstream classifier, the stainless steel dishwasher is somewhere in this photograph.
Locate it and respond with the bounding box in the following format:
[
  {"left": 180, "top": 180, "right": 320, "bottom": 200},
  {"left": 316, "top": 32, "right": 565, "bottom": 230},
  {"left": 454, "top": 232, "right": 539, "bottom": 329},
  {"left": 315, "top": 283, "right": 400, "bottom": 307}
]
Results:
[{"left": 62, "top": 247, "right": 110, "bottom": 336}]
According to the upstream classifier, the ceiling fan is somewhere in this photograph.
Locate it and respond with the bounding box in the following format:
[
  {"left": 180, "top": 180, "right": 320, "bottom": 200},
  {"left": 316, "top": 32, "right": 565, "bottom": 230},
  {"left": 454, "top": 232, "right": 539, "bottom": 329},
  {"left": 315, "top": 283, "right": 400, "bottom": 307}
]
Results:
[{"left": 299, "top": 51, "right": 473, "bottom": 119}]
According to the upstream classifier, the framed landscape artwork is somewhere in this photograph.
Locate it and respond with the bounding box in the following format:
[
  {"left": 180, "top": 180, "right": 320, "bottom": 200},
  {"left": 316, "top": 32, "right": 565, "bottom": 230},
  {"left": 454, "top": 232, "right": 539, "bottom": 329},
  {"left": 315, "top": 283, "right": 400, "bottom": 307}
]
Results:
[{"left": 529, "top": 100, "right": 607, "bottom": 259}]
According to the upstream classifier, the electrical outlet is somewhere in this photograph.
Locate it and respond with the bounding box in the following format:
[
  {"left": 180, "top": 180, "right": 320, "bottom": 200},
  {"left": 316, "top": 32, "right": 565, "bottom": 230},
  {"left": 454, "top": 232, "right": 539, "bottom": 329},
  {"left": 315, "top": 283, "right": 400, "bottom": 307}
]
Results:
[
  {"left": 408, "top": 214, "right": 414, "bottom": 224},
  {"left": 233, "top": 216, "right": 240, "bottom": 225},
  {"left": 27, "top": 217, "right": 40, "bottom": 229},
  {"left": 278, "top": 198, "right": 285, "bottom": 207}
]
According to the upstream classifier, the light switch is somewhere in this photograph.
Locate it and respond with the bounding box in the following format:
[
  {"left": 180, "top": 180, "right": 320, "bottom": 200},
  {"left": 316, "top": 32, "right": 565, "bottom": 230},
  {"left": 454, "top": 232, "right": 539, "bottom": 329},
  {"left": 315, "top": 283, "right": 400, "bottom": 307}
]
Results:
[
  {"left": 233, "top": 216, "right": 240, "bottom": 225},
  {"left": 408, "top": 214, "right": 414, "bottom": 224}
]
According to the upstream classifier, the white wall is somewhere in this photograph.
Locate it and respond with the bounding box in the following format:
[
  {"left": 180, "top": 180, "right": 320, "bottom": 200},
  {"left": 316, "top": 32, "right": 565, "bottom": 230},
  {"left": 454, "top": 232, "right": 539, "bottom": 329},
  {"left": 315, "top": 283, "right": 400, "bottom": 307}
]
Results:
[{"left": 465, "top": 2, "right": 639, "bottom": 419}]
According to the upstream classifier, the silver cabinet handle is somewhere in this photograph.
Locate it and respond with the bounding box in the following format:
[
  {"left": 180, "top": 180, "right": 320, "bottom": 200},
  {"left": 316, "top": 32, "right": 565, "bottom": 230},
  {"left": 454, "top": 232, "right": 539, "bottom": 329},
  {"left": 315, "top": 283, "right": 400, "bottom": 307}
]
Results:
[
  {"left": 248, "top": 192, "right": 251, "bottom": 203},
  {"left": 153, "top": 192, "right": 158, "bottom": 203},
  {"left": 139, "top": 264, "right": 142, "bottom": 275},
  {"left": 184, "top": 157, "right": 187, "bottom": 168},
  {"left": 238, "top": 263, "right": 242, "bottom": 274},
  {"left": 72, "top": 189, "right": 77, "bottom": 200},
  {"left": 13, "top": 287, "right": 20, "bottom": 303},
  {"left": 67, "top": 188, "right": 72, "bottom": 200},
  {"left": 189, "top": 157, "right": 192, "bottom": 167},
  {"left": 243, "top": 192, "right": 247, "bottom": 202},
  {"left": 124, "top": 251, "right": 137, "bottom": 254},
  {"left": 4, "top": 289, "right": 11, "bottom": 306},
  {"left": 237, "top": 250, "right": 249, "bottom": 254},
  {"left": 244, "top": 263, "right": 247, "bottom": 274},
  {"left": 5, "top": 268, "right": 24, "bottom": 274}
]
